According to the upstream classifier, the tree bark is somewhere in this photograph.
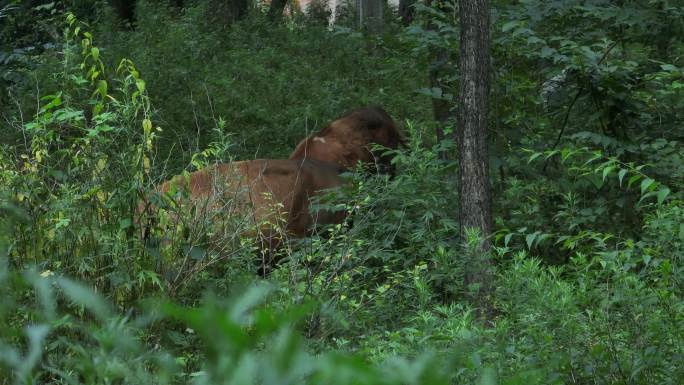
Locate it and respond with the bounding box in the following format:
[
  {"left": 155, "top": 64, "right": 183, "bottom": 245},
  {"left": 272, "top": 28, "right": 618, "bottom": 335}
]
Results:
[
  {"left": 458, "top": 0, "right": 494, "bottom": 321},
  {"left": 424, "top": 0, "right": 454, "bottom": 155},
  {"left": 110, "top": 0, "right": 136, "bottom": 26},
  {"left": 428, "top": 47, "right": 450, "bottom": 148},
  {"left": 268, "top": 0, "right": 289, "bottom": 20},
  {"left": 230, "top": 0, "right": 249, "bottom": 20},
  {"left": 398, "top": 0, "right": 415, "bottom": 25},
  {"left": 358, "top": 0, "right": 383, "bottom": 33}
]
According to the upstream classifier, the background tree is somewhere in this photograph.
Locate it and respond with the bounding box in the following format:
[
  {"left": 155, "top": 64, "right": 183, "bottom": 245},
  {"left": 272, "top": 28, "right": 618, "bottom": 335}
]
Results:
[
  {"left": 357, "top": 0, "right": 383, "bottom": 32},
  {"left": 398, "top": 0, "right": 415, "bottom": 25},
  {"left": 268, "top": 0, "right": 289, "bottom": 20},
  {"left": 458, "top": 0, "right": 493, "bottom": 320},
  {"left": 1, "top": 1, "right": 683, "bottom": 382},
  {"left": 424, "top": 0, "right": 456, "bottom": 150},
  {"left": 227, "top": 0, "right": 249, "bottom": 19},
  {"left": 110, "top": 0, "right": 136, "bottom": 25}
]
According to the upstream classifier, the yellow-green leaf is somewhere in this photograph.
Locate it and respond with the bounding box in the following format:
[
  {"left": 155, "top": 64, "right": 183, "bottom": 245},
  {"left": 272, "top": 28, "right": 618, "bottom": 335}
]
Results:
[
  {"left": 142, "top": 119, "right": 152, "bottom": 135},
  {"left": 96, "top": 80, "right": 107, "bottom": 98},
  {"left": 143, "top": 156, "right": 151, "bottom": 173},
  {"left": 96, "top": 158, "right": 107, "bottom": 172},
  {"left": 136, "top": 79, "right": 146, "bottom": 93}
]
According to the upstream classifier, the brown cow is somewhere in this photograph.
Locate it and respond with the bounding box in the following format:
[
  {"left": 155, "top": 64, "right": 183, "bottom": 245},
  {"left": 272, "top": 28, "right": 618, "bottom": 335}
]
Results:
[
  {"left": 144, "top": 106, "right": 403, "bottom": 273},
  {"left": 141, "top": 158, "right": 346, "bottom": 271},
  {"left": 290, "top": 106, "right": 404, "bottom": 171}
]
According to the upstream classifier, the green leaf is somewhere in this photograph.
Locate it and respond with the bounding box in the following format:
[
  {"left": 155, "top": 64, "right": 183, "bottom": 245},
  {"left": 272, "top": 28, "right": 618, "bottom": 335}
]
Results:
[
  {"left": 525, "top": 232, "right": 538, "bottom": 249},
  {"left": 415, "top": 87, "right": 451, "bottom": 101},
  {"left": 39, "top": 95, "right": 62, "bottom": 113},
  {"left": 540, "top": 46, "right": 555, "bottom": 58},
  {"left": 230, "top": 283, "right": 274, "bottom": 324},
  {"left": 501, "top": 21, "right": 519, "bottom": 32},
  {"left": 639, "top": 191, "right": 656, "bottom": 203},
  {"left": 136, "top": 79, "right": 146, "bottom": 93},
  {"left": 57, "top": 278, "right": 111, "bottom": 320},
  {"left": 183, "top": 245, "right": 207, "bottom": 261},
  {"left": 142, "top": 118, "right": 152, "bottom": 134},
  {"left": 35, "top": 2, "right": 55, "bottom": 11},
  {"left": 588, "top": 174, "right": 604, "bottom": 189},
  {"left": 527, "top": 153, "right": 542, "bottom": 163},
  {"left": 601, "top": 166, "right": 614, "bottom": 181},
  {"left": 504, "top": 233, "right": 513, "bottom": 247},
  {"left": 119, "top": 218, "right": 132, "bottom": 229},
  {"left": 643, "top": 254, "right": 652, "bottom": 265},
  {"left": 478, "top": 367, "right": 496, "bottom": 385},
  {"left": 583, "top": 151, "right": 603, "bottom": 165},
  {"left": 93, "top": 102, "right": 103, "bottom": 116},
  {"left": 640, "top": 178, "right": 655, "bottom": 194},
  {"left": 627, "top": 174, "right": 641, "bottom": 188},
  {"left": 544, "top": 149, "right": 559, "bottom": 160},
  {"left": 18, "top": 324, "right": 50, "bottom": 378},
  {"left": 94, "top": 79, "right": 107, "bottom": 98},
  {"left": 656, "top": 187, "right": 670, "bottom": 205},
  {"left": 91, "top": 47, "right": 99, "bottom": 61},
  {"left": 618, "top": 169, "right": 627, "bottom": 187}
]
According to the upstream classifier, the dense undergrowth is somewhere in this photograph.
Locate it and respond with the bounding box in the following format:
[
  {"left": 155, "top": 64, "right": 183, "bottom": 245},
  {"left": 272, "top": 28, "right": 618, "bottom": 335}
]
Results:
[{"left": 1, "top": 0, "right": 683, "bottom": 384}]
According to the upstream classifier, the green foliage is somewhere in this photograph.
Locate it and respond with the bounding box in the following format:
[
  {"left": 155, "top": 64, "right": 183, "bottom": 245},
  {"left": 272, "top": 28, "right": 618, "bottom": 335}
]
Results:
[
  {"left": 303, "top": 0, "right": 332, "bottom": 26},
  {"left": 89, "top": 0, "right": 431, "bottom": 172},
  {"left": 267, "top": 132, "right": 462, "bottom": 343},
  {"left": 1, "top": 1, "right": 683, "bottom": 384},
  {"left": 0, "top": 259, "right": 460, "bottom": 384},
  {"left": 493, "top": 239, "right": 684, "bottom": 384},
  {"left": 0, "top": 15, "right": 163, "bottom": 306}
]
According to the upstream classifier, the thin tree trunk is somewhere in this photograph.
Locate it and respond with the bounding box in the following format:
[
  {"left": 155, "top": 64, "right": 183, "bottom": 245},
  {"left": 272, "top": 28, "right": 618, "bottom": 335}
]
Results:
[
  {"left": 425, "top": 0, "right": 453, "bottom": 156},
  {"left": 110, "top": 0, "right": 136, "bottom": 26},
  {"left": 268, "top": 0, "right": 289, "bottom": 20},
  {"left": 398, "top": 0, "right": 415, "bottom": 25},
  {"left": 231, "top": 0, "right": 249, "bottom": 20},
  {"left": 358, "top": 0, "right": 383, "bottom": 32},
  {"left": 429, "top": 48, "right": 450, "bottom": 147},
  {"left": 458, "top": 0, "right": 494, "bottom": 322}
]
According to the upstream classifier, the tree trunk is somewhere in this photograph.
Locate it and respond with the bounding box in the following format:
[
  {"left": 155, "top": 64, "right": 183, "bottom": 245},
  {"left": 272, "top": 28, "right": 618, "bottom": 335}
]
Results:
[
  {"left": 230, "top": 0, "right": 249, "bottom": 20},
  {"left": 398, "top": 0, "right": 415, "bottom": 25},
  {"left": 429, "top": 45, "right": 450, "bottom": 148},
  {"left": 458, "top": 0, "right": 494, "bottom": 321},
  {"left": 268, "top": 0, "right": 289, "bottom": 20},
  {"left": 358, "top": 0, "right": 383, "bottom": 33},
  {"left": 425, "top": 0, "right": 452, "bottom": 156},
  {"left": 110, "top": 0, "right": 136, "bottom": 26}
]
